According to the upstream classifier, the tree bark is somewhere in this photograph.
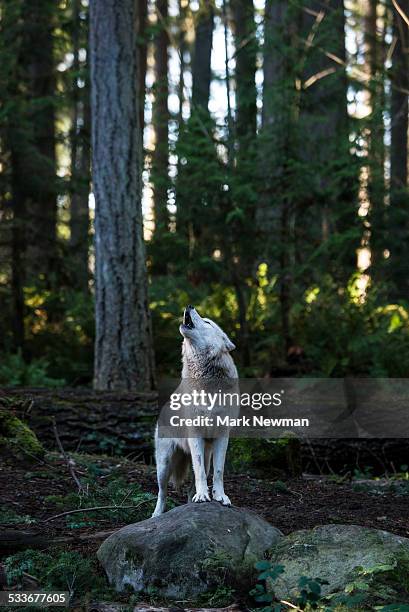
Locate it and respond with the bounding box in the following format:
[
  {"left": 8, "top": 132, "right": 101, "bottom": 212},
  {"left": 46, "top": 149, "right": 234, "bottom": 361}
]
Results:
[
  {"left": 6, "top": 0, "right": 57, "bottom": 286},
  {"left": 151, "top": 0, "right": 169, "bottom": 234},
  {"left": 260, "top": 0, "right": 296, "bottom": 357},
  {"left": 6, "top": 388, "right": 158, "bottom": 457},
  {"left": 137, "top": 0, "right": 148, "bottom": 137},
  {"left": 191, "top": 2, "right": 214, "bottom": 111},
  {"left": 90, "top": 0, "right": 155, "bottom": 391},
  {"left": 363, "top": 0, "right": 386, "bottom": 276},
  {"left": 389, "top": 0, "right": 409, "bottom": 298},
  {"left": 231, "top": 0, "right": 257, "bottom": 141},
  {"left": 300, "top": 0, "right": 356, "bottom": 279},
  {"left": 390, "top": 1, "right": 409, "bottom": 197},
  {"left": 70, "top": 0, "right": 90, "bottom": 292},
  {"left": 22, "top": 0, "right": 58, "bottom": 283}
]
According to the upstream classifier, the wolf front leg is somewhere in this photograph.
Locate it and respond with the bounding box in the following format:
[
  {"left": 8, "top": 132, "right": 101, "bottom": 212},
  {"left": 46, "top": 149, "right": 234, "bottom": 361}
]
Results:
[
  {"left": 212, "top": 436, "right": 231, "bottom": 506},
  {"left": 188, "top": 438, "right": 210, "bottom": 502},
  {"left": 152, "top": 438, "right": 173, "bottom": 517}
]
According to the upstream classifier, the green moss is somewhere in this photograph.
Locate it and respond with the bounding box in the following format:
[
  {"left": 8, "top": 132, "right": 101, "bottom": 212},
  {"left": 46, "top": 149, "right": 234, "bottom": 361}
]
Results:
[
  {"left": 228, "top": 438, "right": 295, "bottom": 475},
  {"left": 0, "top": 411, "right": 44, "bottom": 459}
]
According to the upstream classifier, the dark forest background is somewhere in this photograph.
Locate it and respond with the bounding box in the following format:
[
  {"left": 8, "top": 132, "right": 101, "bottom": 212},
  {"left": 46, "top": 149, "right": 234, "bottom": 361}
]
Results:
[{"left": 0, "top": 0, "right": 409, "bottom": 389}]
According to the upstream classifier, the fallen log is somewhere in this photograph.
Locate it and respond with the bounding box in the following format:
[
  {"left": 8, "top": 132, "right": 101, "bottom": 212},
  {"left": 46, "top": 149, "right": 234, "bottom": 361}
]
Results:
[
  {"left": 0, "top": 528, "right": 117, "bottom": 555},
  {"left": 87, "top": 604, "right": 242, "bottom": 612},
  {"left": 4, "top": 389, "right": 158, "bottom": 458}
]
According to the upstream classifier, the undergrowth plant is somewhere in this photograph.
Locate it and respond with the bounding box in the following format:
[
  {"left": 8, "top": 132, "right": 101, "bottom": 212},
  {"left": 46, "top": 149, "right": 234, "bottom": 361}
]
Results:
[{"left": 250, "top": 560, "right": 409, "bottom": 611}]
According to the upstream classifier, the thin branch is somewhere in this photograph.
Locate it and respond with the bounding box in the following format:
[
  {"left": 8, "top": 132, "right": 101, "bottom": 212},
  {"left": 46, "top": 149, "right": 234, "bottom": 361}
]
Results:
[
  {"left": 43, "top": 500, "right": 152, "bottom": 523},
  {"left": 303, "top": 66, "right": 337, "bottom": 89},
  {"left": 52, "top": 418, "right": 86, "bottom": 495},
  {"left": 392, "top": 0, "right": 409, "bottom": 28}
]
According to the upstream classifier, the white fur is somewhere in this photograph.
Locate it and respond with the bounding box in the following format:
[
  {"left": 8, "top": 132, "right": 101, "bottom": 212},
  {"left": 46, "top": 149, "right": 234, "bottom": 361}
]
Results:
[{"left": 152, "top": 307, "right": 237, "bottom": 517}]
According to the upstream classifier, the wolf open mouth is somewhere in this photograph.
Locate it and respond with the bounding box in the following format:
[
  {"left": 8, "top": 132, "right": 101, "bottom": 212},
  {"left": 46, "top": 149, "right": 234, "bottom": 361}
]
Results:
[{"left": 183, "top": 308, "right": 194, "bottom": 329}]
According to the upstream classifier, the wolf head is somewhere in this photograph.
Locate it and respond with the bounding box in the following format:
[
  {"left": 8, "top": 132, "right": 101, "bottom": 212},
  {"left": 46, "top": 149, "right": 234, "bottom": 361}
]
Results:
[{"left": 180, "top": 305, "right": 237, "bottom": 379}]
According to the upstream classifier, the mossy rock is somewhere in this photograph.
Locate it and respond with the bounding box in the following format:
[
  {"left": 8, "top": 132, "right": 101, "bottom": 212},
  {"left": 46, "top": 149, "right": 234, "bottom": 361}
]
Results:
[
  {"left": 97, "top": 501, "right": 282, "bottom": 599},
  {"left": 270, "top": 524, "right": 409, "bottom": 605},
  {"left": 0, "top": 410, "right": 44, "bottom": 461}
]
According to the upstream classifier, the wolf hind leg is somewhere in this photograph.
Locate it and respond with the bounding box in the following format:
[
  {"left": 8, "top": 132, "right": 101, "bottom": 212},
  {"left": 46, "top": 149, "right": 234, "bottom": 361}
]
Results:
[
  {"left": 170, "top": 446, "right": 191, "bottom": 491},
  {"left": 152, "top": 438, "right": 174, "bottom": 518}
]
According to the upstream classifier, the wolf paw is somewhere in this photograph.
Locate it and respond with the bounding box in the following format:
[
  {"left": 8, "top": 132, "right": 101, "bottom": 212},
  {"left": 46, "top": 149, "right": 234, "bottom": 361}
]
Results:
[
  {"left": 192, "top": 491, "right": 211, "bottom": 503},
  {"left": 213, "top": 491, "right": 231, "bottom": 506}
]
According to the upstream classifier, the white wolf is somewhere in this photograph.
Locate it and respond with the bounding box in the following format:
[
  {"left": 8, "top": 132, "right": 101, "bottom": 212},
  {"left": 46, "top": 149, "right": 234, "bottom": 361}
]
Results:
[{"left": 152, "top": 305, "right": 238, "bottom": 517}]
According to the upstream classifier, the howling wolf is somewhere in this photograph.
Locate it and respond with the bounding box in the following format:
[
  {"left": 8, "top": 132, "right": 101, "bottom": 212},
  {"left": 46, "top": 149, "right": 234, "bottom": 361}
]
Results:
[{"left": 152, "top": 305, "right": 238, "bottom": 517}]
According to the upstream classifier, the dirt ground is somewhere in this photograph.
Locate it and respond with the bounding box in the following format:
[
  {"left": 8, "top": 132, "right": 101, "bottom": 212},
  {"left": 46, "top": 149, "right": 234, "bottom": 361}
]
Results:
[{"left": 1, "top": 453, "right": 408, "bottom": 547}]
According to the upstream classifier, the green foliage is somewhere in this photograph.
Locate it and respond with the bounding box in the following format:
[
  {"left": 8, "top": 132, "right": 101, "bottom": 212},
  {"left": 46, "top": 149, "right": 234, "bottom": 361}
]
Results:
[
  {"left": 44, "top": 476, "right": 157, "bottom": 527},
  {"left": 23, "top": 289, "right": 94, "bottom": 384},
  {"left": 0, "top": 352, "right": 65, "bottom": 387},
  {"left": 250, "top": 558, "right": 409, "bottom": 611},
  {"left": 197, "top": 551, "right": 236, "bottom": 607},
  {"left": 82, "top": 432, "right": 126, "bottom": 456},
  {"left": 228, "top": 438, "right": 292, "bottom": 474},
  {"left": 292, "top": 278, "right": 409, "bottom": 377},
  {"left": 4, "top": 549, "right": 107, "bottom": 599},
  {"left": 0, "top": 508, "right": 36, "bottom": 525}
]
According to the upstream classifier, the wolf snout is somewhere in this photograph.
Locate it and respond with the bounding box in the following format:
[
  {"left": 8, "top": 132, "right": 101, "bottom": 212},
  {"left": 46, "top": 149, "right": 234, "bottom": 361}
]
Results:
[{"left": 183, "top": 305, "right": 195, "bottom": 329}]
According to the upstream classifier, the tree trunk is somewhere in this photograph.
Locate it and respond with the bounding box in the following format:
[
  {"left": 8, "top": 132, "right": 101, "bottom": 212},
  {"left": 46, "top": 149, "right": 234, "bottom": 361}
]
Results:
[
  {"left": 70, "top": 0, "right": 90, "bottom": 292},
  {"left": 191, "top": 2, "right": 214, "bottom": 111},
  {"left": 231, "top": 0, "right": 257, "bottom": 142},
  {"left": 151, "top": 0, "right": 169, "bottom": 234},
  {"left": 23, "top": 0, "right": 58, "bottom": 283},
  {"left": 10, "top": 155, "right": 26, "bottom": 353},
  {"left": 364, "top": 0, "right": 386, "bottom": 276},
  {"left": 260, "top": 0, "right": 297, "bottom": 357},
  {"left": 7, "top": 0, "right": 57, "bottom": 286},
  {"left": 299, "top": 0, "right": 356, "bottom": 280},
  {"left": 90, "top": 0, "right": 155, "bottom": 391},
  {"left": 137, "top": 0, "right": 148, "bottom": 137},
  {"left": 389, "top": 0, "right": 409, "bottom": 298}
]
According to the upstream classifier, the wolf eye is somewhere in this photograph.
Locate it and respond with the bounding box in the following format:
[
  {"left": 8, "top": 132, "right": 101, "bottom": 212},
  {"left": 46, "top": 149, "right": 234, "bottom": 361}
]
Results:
[{"left": 204, "top": 321, "right": 211, "bottom": 325}]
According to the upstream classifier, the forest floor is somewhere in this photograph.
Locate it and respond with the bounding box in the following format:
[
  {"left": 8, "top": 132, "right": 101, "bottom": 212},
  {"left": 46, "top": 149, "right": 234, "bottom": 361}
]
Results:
[
  {"left": 2, "top": 453, "right": 409, "bottom": 540},
  {"left": 1, "top": 452, "right": 409, "bottom": 609}
]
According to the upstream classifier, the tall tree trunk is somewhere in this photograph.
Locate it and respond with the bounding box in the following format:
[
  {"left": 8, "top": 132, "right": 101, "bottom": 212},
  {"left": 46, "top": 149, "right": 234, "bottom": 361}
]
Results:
[
  {"left": 151, "top": 0, "right": 169, "bottom": 234},
  {"left": 7, "top": 0, "right": 57, "bottom": 286},
  {"left": 90, "top": 0, "right": 155, "bottom": 391},
  {"left": 10, "top": 152, "right": 26, "bottom": 353},
  {"left": 137, "top": 0, "right": 148, "bottom": 136},
  {"left": 230, "top": 0, "right": 258, "bottom": 368},
  {"left": 175, "top": 1, "right": 214, "bottom": 270},
  {"left": 260, "top": 0, "right": 297, "bottom": 357},
  {"left": 70, "top": 0, "right": 90, "bottom": 292},
  {"left": 2, "top": 0, "right": 26, "bottom": 351},
  {"left": 23, "top": 0, "right": 57, "bottom": 284},
  {"left": 300, "top": 1, "right": 356, "bottom": 280},
  {"left": 191, "top": 2, "right": 214, "bottom": 111},
  {"left": 364, "top": 0, "right": 386, "bottom": 276},
  {"left": 389, "top": 0, "right": 409, "bottom": 298},
  {"left": 231, "top": 0, "right": 257, "bottom": 142}
]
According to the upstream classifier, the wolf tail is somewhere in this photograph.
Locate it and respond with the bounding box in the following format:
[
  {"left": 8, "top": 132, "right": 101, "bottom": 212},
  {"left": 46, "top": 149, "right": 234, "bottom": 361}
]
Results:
[{"left": 170, "top": 447, "right": 191, "bottom": 491}]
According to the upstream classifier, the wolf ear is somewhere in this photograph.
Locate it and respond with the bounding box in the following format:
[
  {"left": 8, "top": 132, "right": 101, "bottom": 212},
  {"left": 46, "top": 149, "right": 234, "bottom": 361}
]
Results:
[{"left": 224, "top": 335, "right": 236, "bottom": 352}]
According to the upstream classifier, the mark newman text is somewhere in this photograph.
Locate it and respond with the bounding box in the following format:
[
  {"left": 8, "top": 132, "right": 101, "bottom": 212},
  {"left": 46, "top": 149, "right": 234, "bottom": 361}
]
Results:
[{"left": 169, "top": 415, "right": 310, "bottom": 428}]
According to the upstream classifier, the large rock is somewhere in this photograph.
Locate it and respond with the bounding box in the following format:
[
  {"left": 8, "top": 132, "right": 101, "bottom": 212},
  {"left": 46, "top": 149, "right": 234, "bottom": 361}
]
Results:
[
  {"left": 270, "top": 524, "right": 409, "bottom": 602},
  {"left": 97, "top": 502, "right": 282, "bottom": 599}
]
